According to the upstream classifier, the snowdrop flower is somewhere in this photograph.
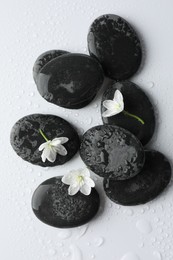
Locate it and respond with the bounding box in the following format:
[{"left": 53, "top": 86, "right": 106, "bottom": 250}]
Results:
[
  {"left": 102, "top": 89, "right": 144, "bottom": 125},
  {"left": 38, "top": 129, "right": 69, "bottom": 163},
  {"left": 102, "top": 89, "right": 124, "bottom": 117},
  {"left": 62, "top": 168, "right": 95, "bottom": 196}
]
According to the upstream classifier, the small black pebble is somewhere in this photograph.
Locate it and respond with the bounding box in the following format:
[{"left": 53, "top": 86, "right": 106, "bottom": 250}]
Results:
[
  {"left": 36, "top": 53, "right": 104, "bottom": 109},
  {"left": 10, "top": 114, "right": 80, "bottom": 167},
  {"left": 33, "top": 49, "right": 69, "bottom": 83},
  {"left": 101, "top": 81, "right": 155, "bottom": 145},
  {"left": 104, "top": 150, "right": 172, "bottom": 205},
  {"left": 88, "top": 14, "right": 142, "bottom": 80},
  {"left": 32, "top": 177, "right": 100, "bottom": 228},
  {"left": 80, "top": 125, "right": 145, "bottom": 180}
]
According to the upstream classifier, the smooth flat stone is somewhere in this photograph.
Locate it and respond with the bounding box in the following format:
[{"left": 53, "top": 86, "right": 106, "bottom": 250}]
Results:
[
  {"left": 36, "top": 53, "right": 104, "bottom": 109},
  {"left": 104, "top": 150, "right": 171, "bottom": 205},
  {"left": 33, "top": 50, "right": 69, "bottom": 83},
  {"left": 32, "top": 177, "right": 100, "bottom": 228},
  {"left": 101, "top": 81, "right": 155, "bottom": 145},
  {"left": 88, "top": 14, "right": 142, "bottom": 80},
  {"left": 10, "top": 114, "right": 80, "bottom": 167},
  {"left": 80, "top": 125, "right": 145, "bottom": 180}
]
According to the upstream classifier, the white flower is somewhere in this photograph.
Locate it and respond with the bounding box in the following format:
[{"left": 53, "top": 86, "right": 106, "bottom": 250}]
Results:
[
  {"left": 62, "top": 168, "right": 95, "bottom": 196},
  {"left": 102, "top": 89, "right": 124, "bottom": 117},
  {"left": 39, "top": 137, "right": 69, "bottom": 163}
]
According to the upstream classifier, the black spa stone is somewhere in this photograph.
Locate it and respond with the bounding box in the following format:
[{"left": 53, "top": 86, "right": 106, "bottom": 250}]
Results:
[
  {"left": 80, "top": 125, "right": 145, "bottom": 180},
  {"left": 88, "top": 14, "right": 142, "bottom": 80},
  {"left": 33, "top": 50, "right": 69, "bottom": 83},
  {"left": 36, "top": 53, "right": 104, "bottom": 109},
  {"left": 10, "top": 114, "right": 80, "bottom": 167},
  {"left": 32, "top": 177, "right": 100, "bottom": 228},
  {"left": 101, "top": 81, "right": 155, "bottom": 145},
  {"left": 104, "top": 150, "right": 172, "bottom": 206}
]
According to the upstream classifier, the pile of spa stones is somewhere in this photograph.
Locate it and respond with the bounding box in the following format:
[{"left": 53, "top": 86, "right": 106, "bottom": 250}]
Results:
[{"left": 10, "top": 14, "right": 172, "bottom": 228}]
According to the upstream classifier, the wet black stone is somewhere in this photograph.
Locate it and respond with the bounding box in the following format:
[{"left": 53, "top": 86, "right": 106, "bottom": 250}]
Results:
[
  {"left": 80, "top": 125, "right": 145, "bottom": 180},
  {"left": 88, "top": 14, "right": 142, "bottom": 80},
  {"left": 101, "top": 81, "right": 155, "bottom": 146},
  {"left": 104, "top": 150, "right": 172, "bottom": 206},
  {"left": 10, "top": 114, "right": 80, "bottom": 167},
  {"left": 33, "top": 50, "right": 69, "bottom": 83},
  {"left": 36, "top": 53, "right": 104, "bottom": 109},
  {"left": 32, "top": 176, "right": 100, "bottom": 228}
]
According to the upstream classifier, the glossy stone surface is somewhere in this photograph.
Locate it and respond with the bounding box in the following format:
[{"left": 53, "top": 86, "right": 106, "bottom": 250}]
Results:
[
  {"left": 32, "top": 177, "right": 100, "bottom": 228},
  {"left": 36, "top": 53, "right": 104, "bottom": 109},
  {"left": 88, "top": 14, "right": 142, "bottom": 80},
  {"left": 101, "top": 81, "right": 155, "bottom": 145},
  {"left": 104, "top": 150, "right": 172, "bottom": 205},
  {"left": 10, "top": 114, "right": 80, "bottom": 167},
  {"left": 80, "top": 125, "right": 145, "bottom": 180},
  {"left": 33, "top": 49, "right": 69, "bottom": 83}
]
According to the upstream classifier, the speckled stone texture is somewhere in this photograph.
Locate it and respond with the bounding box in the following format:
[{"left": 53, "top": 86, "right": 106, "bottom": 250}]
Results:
[
  {"left": 36, "top": 53, "right": 104, "bottom": 109},
  {"left": 80, "top": 125, "right": 145, "bottom": 180},
  {"left": 33, "top": 49, "right": 69, "bottom": 83},
  {"left": 10, "top": 114, "right": 80, "bottom": 167},
  {"left": 88, "top": 14, "right": 142, "bottom": 80},
  {"left": 32, "top": 177, "right": 100, "bottom": 228},
  {"left": 101, "top": 81, "right": 155, "bottom": 145},
  {"left": 104, "top": 150, "right": 172, "bottom": 206}
]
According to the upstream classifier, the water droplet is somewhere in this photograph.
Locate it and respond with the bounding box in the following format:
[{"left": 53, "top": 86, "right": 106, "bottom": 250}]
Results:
[
  {"left": 124, "top": 209, "right": 134, "bottom": 216},
  {"left": 90, "top": 254, "right": 95, "bottom": 259},
  {"left": 75, "top": 113, "right": 79, "bottom": 117},
  {"left": 121, "top": 252, "right": 140, "bottom": 260},
  {"left": 57, "top": 242, "right": 63, "bottom": 248},
  {"left": 153, "top": 251, "right": 162, "bottom": 260},
  {"left": 136, "top": 219, "right": 152, "bottom": 234},
  {"left": 69, "top": 244, "right": 82, "bottom": 260},
  {"left": 63, "top": 251, "right": 70, "bottom": 258},
  {"left": 94, "top": 237, "right": 104, "bottom": 247},
  {"left": 138, "top": 242, "right": 144, "bottom": 248},
  {"left": 76, "top": 225, "right": 88, "bottom": 239},
  {"left": 147, "top": 81, "right": 154, "bottom": 88},
  {"left": 48, "top": 249, "right": 56, "bottom": 256},
  {"left": 87, "top": 117, "right": 93, "bottom": 125},
  {"left": 58, "top": 229, "right": 72, "bottom": 240},
  {"left": 29, "top": 92, "right": 35, "bottom": 97}
]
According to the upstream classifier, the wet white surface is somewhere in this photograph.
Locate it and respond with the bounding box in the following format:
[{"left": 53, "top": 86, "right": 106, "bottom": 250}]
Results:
[{"left": 1, "top": 0, "right": 173, "bottom": 259}]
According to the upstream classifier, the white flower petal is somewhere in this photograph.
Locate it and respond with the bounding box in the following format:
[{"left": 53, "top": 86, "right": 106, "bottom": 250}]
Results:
[
  {"left": 39, "top": 142, "right": 48, "bottom": 151},
  {"left": 56, "top": 145, "right": 68, "bottom": 156},
  {"left": 102, "top": 109, "right": 118, "bottom": 117},
  {"left": 80, "top": 168, "right": 90, "bottom": 177},
  {"left": 51, "top": 138, "right": 61, "bottom": 146},
  {"left": 51, "top": 137, "right": 69, "bottom": 146},
  {"left": 80, "top": 184, "right": 91, "bottom": 195},
  {"left": 41, "top": 149, "right": 47, "bottom": 162},
  {"left": 103, "top": 100, "right": 116, "bottom": 110},
  {"left": 62, "top": 173, "right": 74, "bottom": 185},
  {"left": 114, "top": 89, "right": 123, "bottom": 103},
  {"left": 84, "top": 177, "right": 95, "bottom": 187},
  {"left": 68, "top": 184, "right": 80, "bottom": 196},
  {"left": 44, "top": 147, "right": 57, "bottom": 162}
]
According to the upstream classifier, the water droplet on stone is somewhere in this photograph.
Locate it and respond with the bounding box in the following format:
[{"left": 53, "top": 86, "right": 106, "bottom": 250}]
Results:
[{"left": 136, "top": 219, "right": 152, "bottom": 234}]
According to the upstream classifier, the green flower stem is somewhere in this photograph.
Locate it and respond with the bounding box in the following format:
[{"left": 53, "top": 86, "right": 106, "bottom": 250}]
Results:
[
  {"left": 39, "top": 129, "right": 49, "bottom": 142},
  {"left": 123, "top": 110, "right": 144, "bottom": 125}
]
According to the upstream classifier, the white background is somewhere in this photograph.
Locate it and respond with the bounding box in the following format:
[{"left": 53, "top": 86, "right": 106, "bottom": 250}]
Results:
[{"left": 1, "top": 0, "right": 173, "bottom": 259}]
